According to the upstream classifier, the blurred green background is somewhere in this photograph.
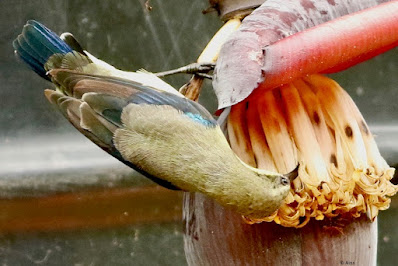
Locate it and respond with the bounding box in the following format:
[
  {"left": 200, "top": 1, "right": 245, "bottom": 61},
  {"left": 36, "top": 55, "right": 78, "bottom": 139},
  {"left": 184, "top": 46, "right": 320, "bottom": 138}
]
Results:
[{"left": 0, "top": 0, "right": 397, "bottom": 265}]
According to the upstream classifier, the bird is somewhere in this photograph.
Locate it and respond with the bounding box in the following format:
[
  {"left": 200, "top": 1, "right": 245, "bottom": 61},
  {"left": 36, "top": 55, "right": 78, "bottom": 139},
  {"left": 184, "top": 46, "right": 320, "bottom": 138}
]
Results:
[{"left": 13, "top": 20, "right": 298, "bottom": 219}]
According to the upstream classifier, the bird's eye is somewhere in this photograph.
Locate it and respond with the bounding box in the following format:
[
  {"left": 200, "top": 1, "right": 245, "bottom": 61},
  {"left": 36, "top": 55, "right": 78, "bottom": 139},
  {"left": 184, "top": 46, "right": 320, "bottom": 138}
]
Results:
[{"left": 280, "top": 176, "right": 289, "bottom": 186}]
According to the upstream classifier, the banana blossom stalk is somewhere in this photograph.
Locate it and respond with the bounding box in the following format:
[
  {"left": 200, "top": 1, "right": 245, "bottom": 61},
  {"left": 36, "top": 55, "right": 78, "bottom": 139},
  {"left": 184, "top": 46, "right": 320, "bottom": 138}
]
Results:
[
  {"left": 184, "top": 1, "right": 398, "bottom": 264},
  {"left": 212, "top": 0, "right": 398, "bottom": 228}
]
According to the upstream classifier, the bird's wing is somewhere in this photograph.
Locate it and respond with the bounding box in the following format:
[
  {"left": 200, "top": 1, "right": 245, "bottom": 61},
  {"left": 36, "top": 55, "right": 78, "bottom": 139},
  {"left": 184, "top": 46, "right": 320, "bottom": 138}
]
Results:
[
  {"left": 14, "top": 20, "right": 220, "bottom": 190},
  {"left": 47, "top": 70, "right": 218, "bottom": 189},
  {"left": 50, "top": 69, "right": 216, "bottom": 124}
]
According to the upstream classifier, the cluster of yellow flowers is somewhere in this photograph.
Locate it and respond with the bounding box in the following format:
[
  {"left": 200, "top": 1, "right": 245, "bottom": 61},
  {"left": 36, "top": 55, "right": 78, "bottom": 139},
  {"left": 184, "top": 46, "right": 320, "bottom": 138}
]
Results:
[{"left": 227, "top": 74, "right": 397, "bottom": 227}]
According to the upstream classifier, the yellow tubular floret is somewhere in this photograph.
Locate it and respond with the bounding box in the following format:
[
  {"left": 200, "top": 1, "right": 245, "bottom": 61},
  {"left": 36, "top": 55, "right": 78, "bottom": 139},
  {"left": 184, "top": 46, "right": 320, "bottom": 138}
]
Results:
[{"left": 228, "top": 74, "right": 397, "bottom": 227}]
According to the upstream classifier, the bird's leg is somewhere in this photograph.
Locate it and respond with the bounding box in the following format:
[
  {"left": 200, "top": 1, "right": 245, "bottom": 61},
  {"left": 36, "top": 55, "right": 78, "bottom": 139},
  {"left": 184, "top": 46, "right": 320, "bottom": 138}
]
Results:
[
  {"left": 164, "top": 18, "right": 241, "bottom": 101},
  {"left": 155, "top": 62, "right": 215, "bottom": 101},
  {"left": 155, "top": 62, "right": 215, "bottom": 78}
]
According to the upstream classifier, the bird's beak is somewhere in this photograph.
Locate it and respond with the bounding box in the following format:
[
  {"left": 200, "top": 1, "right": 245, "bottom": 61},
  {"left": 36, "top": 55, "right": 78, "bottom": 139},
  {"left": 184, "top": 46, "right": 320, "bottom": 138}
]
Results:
[{"left": 285, "top": 165, "right": 299, "bottom": 182}]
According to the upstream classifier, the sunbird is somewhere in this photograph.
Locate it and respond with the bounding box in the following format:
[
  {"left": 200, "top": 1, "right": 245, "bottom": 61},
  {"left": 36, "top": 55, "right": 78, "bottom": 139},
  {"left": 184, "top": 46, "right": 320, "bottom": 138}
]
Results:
[{"left": 13, "top": 20, "right": 298, "bottom": 219}]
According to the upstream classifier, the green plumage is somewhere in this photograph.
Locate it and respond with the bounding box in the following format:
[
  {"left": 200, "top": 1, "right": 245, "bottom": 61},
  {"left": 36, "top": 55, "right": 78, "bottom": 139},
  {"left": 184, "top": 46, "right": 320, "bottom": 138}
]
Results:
[
  {"left": 14, "top": 20, "right": 297, "bottom": 219},
  {"left": 115, "top": 104, "right": 292, "bottom": 218}
]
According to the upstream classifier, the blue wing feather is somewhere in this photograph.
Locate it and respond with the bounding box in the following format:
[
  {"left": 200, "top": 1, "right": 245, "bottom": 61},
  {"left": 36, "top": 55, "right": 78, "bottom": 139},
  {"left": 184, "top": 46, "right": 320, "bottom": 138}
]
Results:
[
  {"left": 184, "top": 112, "right": 215, "bottom": 127},
  {"left": 129, "top": 90, "right": 216, "bottom": 127},
  {"left": 51, "top": 70, "right": 218, "bottom": 127}
]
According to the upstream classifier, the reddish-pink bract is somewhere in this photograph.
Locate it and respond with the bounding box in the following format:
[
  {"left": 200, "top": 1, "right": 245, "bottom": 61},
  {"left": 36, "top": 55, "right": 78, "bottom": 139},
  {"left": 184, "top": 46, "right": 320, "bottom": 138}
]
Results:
[
  {"left": 213, "top": 0, "right": 396, "bottom": 108},
  {"left": 259, "top": 0, "right": 398, "bottom": 91}
]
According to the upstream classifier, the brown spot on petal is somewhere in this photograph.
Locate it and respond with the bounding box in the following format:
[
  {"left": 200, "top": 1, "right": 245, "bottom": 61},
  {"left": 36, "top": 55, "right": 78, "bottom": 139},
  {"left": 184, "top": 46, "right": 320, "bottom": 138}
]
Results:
[
  {"left": 253, "top": 154, "right": 258, "bottom": 168},
  {"left": 366, "top": 168, "right": 371, "bottom": 176},
  {"left": 345, "top": 126, "right": 353, "bottom": 138},
  {"left": 313, "top": 111, "right": 320, "bottom": 126},
  {"left": 318, "top": 181, "right": 327, "bottom": 190},
  {"left": 330, "top": 154, "right": 338, "bottom": 168}
]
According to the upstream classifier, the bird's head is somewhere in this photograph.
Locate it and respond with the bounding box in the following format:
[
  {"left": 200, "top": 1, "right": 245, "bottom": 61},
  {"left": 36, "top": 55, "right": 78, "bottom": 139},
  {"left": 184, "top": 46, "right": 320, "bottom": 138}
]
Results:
[{"left": 230, "top": 161, "right": 299, "bottom": 220}]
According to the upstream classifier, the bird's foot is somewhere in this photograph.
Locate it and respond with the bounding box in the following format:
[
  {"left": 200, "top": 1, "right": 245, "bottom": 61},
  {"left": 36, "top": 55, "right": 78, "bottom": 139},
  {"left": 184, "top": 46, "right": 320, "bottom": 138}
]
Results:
[{"left": 155, "top": 62, "right": 215, "bottom": 79}]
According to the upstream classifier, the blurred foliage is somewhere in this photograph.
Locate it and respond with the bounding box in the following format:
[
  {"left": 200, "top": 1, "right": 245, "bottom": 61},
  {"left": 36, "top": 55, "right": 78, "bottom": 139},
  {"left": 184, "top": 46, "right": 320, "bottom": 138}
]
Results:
[{"left": 0, "top": 0, "right": 221, "bottom": 139}]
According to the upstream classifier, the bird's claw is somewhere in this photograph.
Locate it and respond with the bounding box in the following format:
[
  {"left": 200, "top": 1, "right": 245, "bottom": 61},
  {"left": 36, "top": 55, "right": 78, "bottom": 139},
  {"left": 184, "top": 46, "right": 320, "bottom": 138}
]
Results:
[{"left": 155, "top": 62, "right": 215, "bottom": 78}]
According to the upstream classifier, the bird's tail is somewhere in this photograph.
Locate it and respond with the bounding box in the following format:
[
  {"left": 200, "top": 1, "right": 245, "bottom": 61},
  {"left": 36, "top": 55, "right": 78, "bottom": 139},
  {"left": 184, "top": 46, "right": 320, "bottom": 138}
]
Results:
[
  {"left": 14, "top": 20, "right": 181, "bottom": 95},
  {"left": 13, "top": 20, "right": 76, "bottom": 80}
]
